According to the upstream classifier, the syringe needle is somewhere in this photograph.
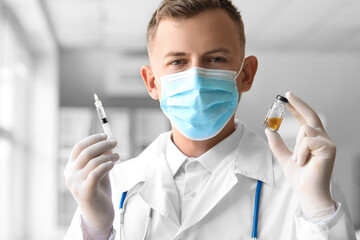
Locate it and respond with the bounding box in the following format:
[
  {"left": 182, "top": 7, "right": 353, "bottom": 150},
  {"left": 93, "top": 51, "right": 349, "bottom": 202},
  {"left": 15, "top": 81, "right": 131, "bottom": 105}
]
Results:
[{"left": 94, "top": 93, "right": 99, "bottom": 102}]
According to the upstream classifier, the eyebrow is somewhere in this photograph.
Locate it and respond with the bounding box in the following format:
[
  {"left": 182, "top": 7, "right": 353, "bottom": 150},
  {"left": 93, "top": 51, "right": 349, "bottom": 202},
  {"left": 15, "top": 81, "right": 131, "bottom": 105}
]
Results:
[
  {"left": 204, "top": 48, "right": 231, "bottom": 55},
  {"left": 163, "top": 48, "right": 231, "bottom": 58},
  {"left": 164, "top": 51, "right": 188, "bottom": 58}
]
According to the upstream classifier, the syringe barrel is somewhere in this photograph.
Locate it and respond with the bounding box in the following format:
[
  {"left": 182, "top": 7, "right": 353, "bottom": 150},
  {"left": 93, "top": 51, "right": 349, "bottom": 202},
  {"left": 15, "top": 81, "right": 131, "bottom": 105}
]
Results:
[
  {"left": 96, "top": 106, "right": 107, "bottom": 120},
  {"left": 102, "top": 122, "right": 114, "bottom": 140}
]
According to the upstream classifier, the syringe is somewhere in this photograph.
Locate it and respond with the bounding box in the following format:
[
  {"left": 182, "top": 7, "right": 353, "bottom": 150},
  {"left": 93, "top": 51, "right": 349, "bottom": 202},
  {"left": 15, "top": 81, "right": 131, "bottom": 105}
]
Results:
[{"left": 93, "top": 93, "right": 114, "bottom": 140}]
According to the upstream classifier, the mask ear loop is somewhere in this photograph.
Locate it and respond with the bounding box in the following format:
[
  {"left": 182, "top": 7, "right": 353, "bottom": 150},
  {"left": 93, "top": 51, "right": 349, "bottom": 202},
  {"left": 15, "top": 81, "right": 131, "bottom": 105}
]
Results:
[
  {"left": 235, "top": 57, "right": 246, "bottom": 80},
  {"left": 152, "top": 68, "right": 161, "bottom": 83},
  {"left": 232, "top": 57, "right": 246, "bottom": 118}
]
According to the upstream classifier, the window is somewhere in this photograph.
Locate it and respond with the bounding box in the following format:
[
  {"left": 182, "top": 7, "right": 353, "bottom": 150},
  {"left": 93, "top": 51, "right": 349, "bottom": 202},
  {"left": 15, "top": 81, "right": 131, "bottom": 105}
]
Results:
[{"left": 0, "top": 4, "right": 33, "bottom": 239}]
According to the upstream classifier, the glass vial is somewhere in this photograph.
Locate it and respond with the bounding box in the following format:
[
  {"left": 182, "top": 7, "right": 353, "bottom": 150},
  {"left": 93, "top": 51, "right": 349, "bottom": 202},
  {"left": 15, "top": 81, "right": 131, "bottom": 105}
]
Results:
[{"left": 264, "top": 95, "right": 288, "bottom": 131}]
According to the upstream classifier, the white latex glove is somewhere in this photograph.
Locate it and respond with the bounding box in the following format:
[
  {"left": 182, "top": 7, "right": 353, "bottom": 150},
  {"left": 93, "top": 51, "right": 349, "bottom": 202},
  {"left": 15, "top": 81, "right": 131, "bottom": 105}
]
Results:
[
  {"left": 265, "top": 92, "right": 336, "bottom": 221},
  {"left": 64, "top": 133, "right": 119, "bottom": 238}
]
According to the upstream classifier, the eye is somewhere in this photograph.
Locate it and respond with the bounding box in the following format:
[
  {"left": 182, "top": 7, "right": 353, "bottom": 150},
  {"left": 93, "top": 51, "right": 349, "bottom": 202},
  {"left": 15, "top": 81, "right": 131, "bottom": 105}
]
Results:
[
  {"left": 209, "top": 57, "right": 226, "bottom": 63},
  {"left": 170, "top": 60, "right": 183, "bottom": 65}
]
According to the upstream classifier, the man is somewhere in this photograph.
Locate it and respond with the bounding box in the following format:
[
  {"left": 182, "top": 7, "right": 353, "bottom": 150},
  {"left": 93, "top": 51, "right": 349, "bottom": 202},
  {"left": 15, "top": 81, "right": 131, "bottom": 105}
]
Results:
[{"left": 64, "top": 0, "right": 356, "bottom": 239}]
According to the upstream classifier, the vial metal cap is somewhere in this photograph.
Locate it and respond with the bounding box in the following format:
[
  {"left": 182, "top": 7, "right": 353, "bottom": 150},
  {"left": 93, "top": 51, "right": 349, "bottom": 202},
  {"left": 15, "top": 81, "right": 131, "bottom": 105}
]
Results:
[{"left": 276, "top": 95, "right": 289, "bottom": 103}]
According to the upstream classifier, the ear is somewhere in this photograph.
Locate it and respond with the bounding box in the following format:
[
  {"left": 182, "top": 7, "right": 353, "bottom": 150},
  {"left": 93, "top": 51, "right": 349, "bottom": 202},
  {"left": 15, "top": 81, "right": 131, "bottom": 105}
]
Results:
[
  {"left": 236, "top": 55, "right": 258, "bottom": 92},
  {"left": 141, "top": 65, "right": 161, "bottom": 100}
]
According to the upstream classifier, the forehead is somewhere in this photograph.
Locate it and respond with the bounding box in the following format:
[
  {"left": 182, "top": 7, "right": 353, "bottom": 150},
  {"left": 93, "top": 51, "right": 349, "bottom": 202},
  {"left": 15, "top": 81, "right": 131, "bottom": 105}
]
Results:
[{"left": 149, "top": 9, "right": 242, "bottom": 57}]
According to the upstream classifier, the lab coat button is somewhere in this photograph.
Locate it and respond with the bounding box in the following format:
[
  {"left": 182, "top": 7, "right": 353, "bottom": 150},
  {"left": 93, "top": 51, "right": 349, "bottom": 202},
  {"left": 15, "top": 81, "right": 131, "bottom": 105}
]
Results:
[{"left": 190, "top": 192, "right": 197, "bottom": 198}]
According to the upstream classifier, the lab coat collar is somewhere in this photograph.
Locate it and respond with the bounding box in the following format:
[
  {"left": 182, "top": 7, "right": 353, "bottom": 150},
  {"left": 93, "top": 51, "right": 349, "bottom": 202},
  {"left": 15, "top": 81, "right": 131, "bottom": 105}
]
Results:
[
  {"left": 162, "top": 120, "right": 274, "bottom": 186},
  {"left": 194, "top": 122, "right": 242, "bottom": 173},
  {"left": 118, "top": 121, "right": 273, "bottom": 190},
  {"left": 166, "top": 121, "right": 243, "bottom": 175},
  {"left": 234, "top": 122, "right": 274, "bottom": 186},
  {"left": 165, "top": 134, "right": 188, "bottom": 177}
]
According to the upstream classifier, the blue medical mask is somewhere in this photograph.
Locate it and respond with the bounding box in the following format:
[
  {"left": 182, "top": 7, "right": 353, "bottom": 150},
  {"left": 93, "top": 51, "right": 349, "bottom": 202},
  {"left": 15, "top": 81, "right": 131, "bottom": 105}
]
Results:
[{"left": 153, "top": 59, "right": 245, "bottom": 141}]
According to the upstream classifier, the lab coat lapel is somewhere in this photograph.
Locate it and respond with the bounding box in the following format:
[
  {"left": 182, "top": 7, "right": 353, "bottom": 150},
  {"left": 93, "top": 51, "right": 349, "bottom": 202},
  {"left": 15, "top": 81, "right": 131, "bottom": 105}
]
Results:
[
  {"left": 138, "top": 148, "right": 181, "bottom": 228},
  {"left": 176, "top": 153, "right": 238, "bottom": 235},
  {"left": 234, "top": 124, "right": 274, "bottom": 185}
]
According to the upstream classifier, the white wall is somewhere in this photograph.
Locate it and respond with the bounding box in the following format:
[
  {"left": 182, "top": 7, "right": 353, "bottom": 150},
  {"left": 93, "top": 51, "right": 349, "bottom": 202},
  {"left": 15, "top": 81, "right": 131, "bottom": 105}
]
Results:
[
  {"left": 27, "top": 53, "right": 59, "bottom": 239},
  {"left": 3, "top": 0, "right": 61, "bottom": 239}
]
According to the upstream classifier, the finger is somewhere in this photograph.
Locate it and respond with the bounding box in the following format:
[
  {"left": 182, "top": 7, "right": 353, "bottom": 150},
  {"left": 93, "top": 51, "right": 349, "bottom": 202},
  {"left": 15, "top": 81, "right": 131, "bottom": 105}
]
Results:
[
  {"left": 293, "top": 125, "right": 320, "bottom": 162},
  {"left": 70, "top": 133, "right": 107, "bottom": 161},
  {"left": 293, "top": 126, "right": 306, "bottom": 162},
  {"left": 296, "top": 137, "right": 316, "bottom": 166},
  {"left": 265, "top": 128, "right": 292, "bottom": 165},
  {"left": 82, "top": 153, "right": 119, "bottom": 176},
  {"left": 86, "top": 161, "right": 115, "bottom": 189},
  {"left": 285, "top": 92, "right": 324, "bottom": 130},
  {"left": 296, "top": 136, "right": 328, "bottom": 166},
  {"left": 75, "top": 139, "right": 117, "bottom": 169},
  {"left": 286, "top": 103, "right": 306, "bottom": 125}
]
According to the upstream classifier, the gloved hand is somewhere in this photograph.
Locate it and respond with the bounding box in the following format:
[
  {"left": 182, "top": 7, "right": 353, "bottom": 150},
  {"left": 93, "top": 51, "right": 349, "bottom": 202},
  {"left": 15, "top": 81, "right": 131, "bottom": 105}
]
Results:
[
  {"left": 64, "top": 133, "right": 119, "bottom": 238},
  {"left": 265, "top": 92, "right": 336, "bottom": 221}
]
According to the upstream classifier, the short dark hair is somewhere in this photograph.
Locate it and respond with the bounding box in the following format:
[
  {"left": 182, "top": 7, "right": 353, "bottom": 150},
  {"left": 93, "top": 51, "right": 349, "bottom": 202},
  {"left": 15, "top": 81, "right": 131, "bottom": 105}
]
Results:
[{"left": 146, "top": 0, "right": 245, "bottom": 48}]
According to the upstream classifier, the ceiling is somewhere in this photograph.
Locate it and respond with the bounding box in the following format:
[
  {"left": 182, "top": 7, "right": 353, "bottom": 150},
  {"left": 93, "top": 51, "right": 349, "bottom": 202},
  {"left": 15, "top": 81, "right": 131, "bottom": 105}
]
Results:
[{"left": 41, "top": 0, "right": 360, "bottom": 53}]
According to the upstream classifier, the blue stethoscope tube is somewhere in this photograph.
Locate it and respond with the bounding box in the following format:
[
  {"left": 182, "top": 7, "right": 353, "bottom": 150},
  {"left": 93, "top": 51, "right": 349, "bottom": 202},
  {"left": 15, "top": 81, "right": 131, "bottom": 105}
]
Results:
[
  {"left": 119, "top": 180, "right": 263, "bottom": 239},
  {"left": 119, "top": 191, "right": 128, "bottom": 209},
  {"left": 252, "top": 180, "right": 263, "bottom": 240},
  {"left": 119, "top": 191, "right": 127, "bottom": 240}
]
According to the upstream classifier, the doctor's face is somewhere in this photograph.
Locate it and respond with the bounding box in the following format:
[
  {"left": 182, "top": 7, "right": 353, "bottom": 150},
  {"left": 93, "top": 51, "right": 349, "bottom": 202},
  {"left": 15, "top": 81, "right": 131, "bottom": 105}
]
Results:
[{"left": 143, "top": 9, "right": 254, "bottom": 100}]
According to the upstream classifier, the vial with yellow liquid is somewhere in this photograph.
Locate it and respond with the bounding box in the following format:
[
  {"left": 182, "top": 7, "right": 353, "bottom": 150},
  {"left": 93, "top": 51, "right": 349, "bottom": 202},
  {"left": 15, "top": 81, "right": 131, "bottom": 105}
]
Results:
[{"left": 264, "top": 95, "right": 288, "bottom": 131}]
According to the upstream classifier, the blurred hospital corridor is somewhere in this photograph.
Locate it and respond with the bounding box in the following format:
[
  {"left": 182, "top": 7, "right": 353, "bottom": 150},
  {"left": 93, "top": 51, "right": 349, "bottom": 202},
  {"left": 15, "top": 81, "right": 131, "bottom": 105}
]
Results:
[{"left": 0, "top": 0, "right": 359, "bottom": 239}]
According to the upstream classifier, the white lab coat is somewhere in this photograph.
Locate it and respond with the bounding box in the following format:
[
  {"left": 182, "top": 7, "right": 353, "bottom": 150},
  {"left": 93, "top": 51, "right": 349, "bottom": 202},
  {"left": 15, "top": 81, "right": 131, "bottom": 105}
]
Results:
[{"left": 64, "top": 122, "right": 356, "bottom": 240}]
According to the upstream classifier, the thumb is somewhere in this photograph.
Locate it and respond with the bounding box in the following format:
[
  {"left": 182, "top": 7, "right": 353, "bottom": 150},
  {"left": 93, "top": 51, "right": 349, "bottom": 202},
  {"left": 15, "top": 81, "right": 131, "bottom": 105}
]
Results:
[{"left": 265, "top": 128, "right": 292, "bottom": 165}]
